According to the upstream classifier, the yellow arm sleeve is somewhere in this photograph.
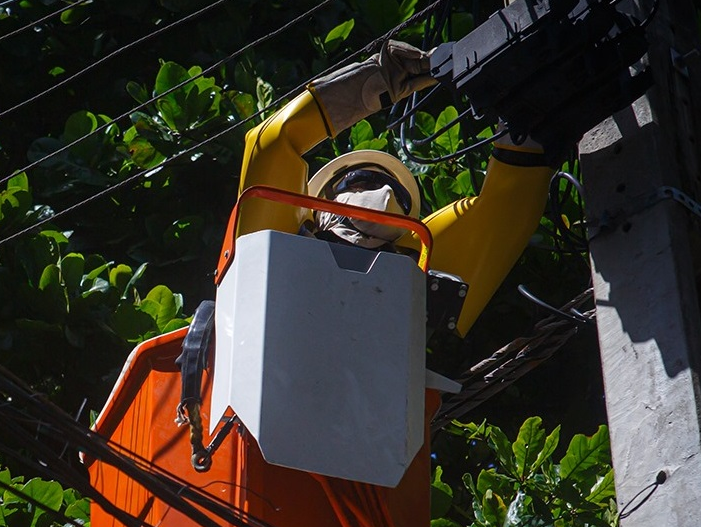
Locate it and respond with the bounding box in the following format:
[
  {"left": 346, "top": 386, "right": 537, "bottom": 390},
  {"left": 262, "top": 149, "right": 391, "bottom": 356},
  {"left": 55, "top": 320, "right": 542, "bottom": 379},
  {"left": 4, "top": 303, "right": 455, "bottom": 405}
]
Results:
[
  {"left": 236, "top": 90, "right": 330, "bottom": 237},
  {"left": 399, "top": 155, "right": 553, "bottom": 337}
]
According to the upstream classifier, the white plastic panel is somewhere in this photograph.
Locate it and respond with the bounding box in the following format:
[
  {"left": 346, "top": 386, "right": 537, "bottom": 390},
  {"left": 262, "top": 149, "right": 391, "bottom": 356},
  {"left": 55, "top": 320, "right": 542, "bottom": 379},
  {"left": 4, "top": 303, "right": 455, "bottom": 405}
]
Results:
[{"left": 212, "top": 230, "right": 426, "bottom": 487}]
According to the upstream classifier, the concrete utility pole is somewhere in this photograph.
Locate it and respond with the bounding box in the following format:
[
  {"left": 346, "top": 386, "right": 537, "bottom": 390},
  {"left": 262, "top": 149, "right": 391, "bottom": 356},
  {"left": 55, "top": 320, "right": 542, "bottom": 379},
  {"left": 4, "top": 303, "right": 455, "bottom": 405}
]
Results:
[{"left": 579, "top": 0, "right": 701, "bottom": 524}]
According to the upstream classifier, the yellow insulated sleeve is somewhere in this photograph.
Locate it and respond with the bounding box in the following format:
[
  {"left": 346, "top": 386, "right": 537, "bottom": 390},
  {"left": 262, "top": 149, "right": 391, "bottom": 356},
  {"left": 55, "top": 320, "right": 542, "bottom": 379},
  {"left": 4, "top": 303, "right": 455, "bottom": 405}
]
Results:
[
  {"left": 399, "top": 156, "right": 553, "bottom": 337},
  {"left": 236, "top": 91, "right": 329, "bottom": 237}
]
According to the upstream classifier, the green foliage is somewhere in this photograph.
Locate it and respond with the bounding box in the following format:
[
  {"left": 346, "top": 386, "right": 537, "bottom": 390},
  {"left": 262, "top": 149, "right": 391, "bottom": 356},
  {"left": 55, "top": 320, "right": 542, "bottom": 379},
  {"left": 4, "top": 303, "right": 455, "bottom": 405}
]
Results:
[
  {"left": 434, "top": 418, "right": 617, "bottom": 527},
  {"left": 391, "top": 106, "right": 494, "bottom": 213},
  {"left": 0, "top": 466, "right": 90, "bottom": 527},
  {"left": 0, "top": 0, "right": 601, "bottom": 524},
  {"left": 0, "top": 176, "right": 188, "bottom": 413}
]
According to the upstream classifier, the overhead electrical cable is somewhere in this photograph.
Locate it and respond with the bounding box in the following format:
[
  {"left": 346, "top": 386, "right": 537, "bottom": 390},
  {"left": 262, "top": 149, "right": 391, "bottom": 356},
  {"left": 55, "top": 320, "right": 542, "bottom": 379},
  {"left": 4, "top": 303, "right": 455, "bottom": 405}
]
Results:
[
  {"left": 0, "top": 0, "right": 334, "bottom": 189},
  {"left": 0, "top": 0, "right": 444, "bottom": 187},
  {"left": 0, "top": 0, "right": 447, "bottom": 248},
  {"left": 0, "top": 0, "right": 91, "bottom": 44},
  {"left": 0, "top": 0, "right": 227, "bottom": 119},
  {"left": 0, "top": 363, "right": 278, "bottom": 527}
]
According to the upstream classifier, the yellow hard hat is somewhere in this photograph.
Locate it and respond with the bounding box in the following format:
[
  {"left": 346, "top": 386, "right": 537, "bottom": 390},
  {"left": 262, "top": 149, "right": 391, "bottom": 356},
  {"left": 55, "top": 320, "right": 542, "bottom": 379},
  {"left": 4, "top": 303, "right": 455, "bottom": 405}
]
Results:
[{"left": 308, "top": 150, "right": 421, "bottom": 218}]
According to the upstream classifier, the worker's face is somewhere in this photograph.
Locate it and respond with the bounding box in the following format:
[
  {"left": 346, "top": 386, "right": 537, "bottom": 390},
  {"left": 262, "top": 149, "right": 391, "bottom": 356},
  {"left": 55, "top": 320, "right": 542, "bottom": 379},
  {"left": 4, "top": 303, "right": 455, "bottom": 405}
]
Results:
[
  {"left": 330, "top": 185, "right": 406, "bottom": 242},
  {"left": 332, "top": 169, "right": 411, "bottom": 214}
]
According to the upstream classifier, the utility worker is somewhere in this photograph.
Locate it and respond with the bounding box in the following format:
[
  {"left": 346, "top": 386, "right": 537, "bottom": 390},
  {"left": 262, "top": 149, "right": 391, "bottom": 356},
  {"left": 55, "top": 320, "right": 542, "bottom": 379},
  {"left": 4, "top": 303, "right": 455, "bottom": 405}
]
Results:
[{"left": 232, "top": 39, "right": 554, "bottom": 527}]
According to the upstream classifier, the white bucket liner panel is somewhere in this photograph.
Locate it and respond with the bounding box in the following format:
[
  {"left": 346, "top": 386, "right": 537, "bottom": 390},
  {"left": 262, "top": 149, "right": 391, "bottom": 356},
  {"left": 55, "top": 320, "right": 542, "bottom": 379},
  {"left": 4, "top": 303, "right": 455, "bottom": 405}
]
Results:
[{"left": 212, "top": 229, "right": 426, "bottom": 487}]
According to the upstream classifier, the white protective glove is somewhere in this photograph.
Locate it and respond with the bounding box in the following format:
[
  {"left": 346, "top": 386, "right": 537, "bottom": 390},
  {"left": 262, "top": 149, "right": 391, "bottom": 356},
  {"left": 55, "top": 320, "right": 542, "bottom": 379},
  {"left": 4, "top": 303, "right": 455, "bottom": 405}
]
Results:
[{"left": 309, "top": 40, "right": 437, "bottom": 135}]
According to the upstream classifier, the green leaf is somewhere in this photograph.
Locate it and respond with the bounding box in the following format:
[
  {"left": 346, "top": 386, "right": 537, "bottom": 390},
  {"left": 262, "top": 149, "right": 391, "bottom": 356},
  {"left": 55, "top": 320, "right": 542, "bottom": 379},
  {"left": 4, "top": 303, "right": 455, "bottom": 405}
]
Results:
[
  {"left": 60, "top": 253, "right": 85, "bottom": 294},
  {"left": 463, "top": 472, "right": 479, "bottom": 498},
  {"left": 503, "top": 491, "right": 536, "bottom": 527},
  {"left": 532, "top": 425, "right": 561, "bottom": 474},
  {"left": 432, "top": 175, "right": 461, "bottom": 209},
  {"left": 64, "top": 498, "right": 90, "bottom": 521},
  {"left": 40, "top": 230, "right": 69, "bottom": 248},
  {"left": 560, "top": 425, "right": 610, "bottom": 482},
  {"left": 354, "top": 138, "right": 388, "bottom": 151},
  {"left": 184, "top": 74, "right": 220, "bottom": 126},
  {"left": 128, "top": 137, "right": 166, "bottom": 169},
  {"left": 414, "top": 111, "right": 436, "bottom": 138},
  {"left": 162, "top": 318, "right": 190, "bottom": 333},
  {"left": 20, "top": 478, "right": 63, "bottom": 527},
  {"left": 513, "top": 416, "right": 546, "bottom": 479},
  {"left": 144, "top": 285, "right": 178, "bottom": 331},
  {"left": 256, "top": 78, "right": 275, "bottom": 113},
  {"left": 231, "top": 92, "right": 257, "bottom": 119},
  {"left": 324, "top": 19, "right": 355, "bottom": 53},
  {"left": 431, "top": 466, "right": 453, "bottom": 519},
  {"left": 7, "top": 172, "right": 28, "bottom": 191},
  {"left": 477, "top": 469, "right": 516, "bottom": 501},
  {"left": 350, "top": 120, "right": 375, "bottom": 148},
  {"left": 39, "top": 264, "right": 61, "bottom": 291},
  {"left": 586, "top": 469, "right": 616, "bottom": 505},
  {"left": 154, "top": 61, "right": 192, "bottom": 130},
  {"left": 434, "top": 106, "right": 460, "bottom": 154},
  {"left": 398, "top": 0, "right": 418, "bottom": 21},
  {"left": 109, "top": 264, "right": 133, "bottom": 296},
  {"left": 111, "top": 302, "right": 158, "bottom": 342},
  {"left": 85, "top": 261, "right": 111, "bottom": 282},
  {"left": 121, "top": 262, "right": 148, "bottom": 300},
  {"left": 430, "top": 519, "right": 462, "bottom": 527},
  {"left": 488, "top": 425, "right": 518, "bottom": 477},
  {"left": 482, "top": 489, "right": 507, "bottom": 526},
  {"left": 126, "top": 81, "right": 149, "bottom": 104},
  {"left": 16, "top": 235, "right": 58, "bottom": 286},
  {"left": 63, "top": 111, "right": 99, "bottom": 154},
  {"left": 455, "top": 170, "right": 474, "bottom": 196},
  {"left": 0, "top": 188, "right": 31, "bottom": 227},
  {"left": 60, "top": 3, "right": 89, "bottom": 24}
]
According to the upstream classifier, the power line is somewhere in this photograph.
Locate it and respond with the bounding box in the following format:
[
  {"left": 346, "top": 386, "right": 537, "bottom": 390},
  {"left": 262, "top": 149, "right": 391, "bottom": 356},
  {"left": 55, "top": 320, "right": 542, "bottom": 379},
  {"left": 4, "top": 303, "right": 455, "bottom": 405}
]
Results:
[
  {"left": 0, "top": 0, "right": 90, "bottom": 43},
  {"left": 0, "top": 0, "right": 227, "bottom": 119},
  {"left": 0, "top": 363, "right": 275, "bottom": 527},
  {"left": 0, "top": 73, "right": 315, "bottom": 247},
  {"left": 0, "top": 0, "right": 447, "bottom": 246},
  {"left": 0, "top": 0, "right": 334, "bottom": 189}
]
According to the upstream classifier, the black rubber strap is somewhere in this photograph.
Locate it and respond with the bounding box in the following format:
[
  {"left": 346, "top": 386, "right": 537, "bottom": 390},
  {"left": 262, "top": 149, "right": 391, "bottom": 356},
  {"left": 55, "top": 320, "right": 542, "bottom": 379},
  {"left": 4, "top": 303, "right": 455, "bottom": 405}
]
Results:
[
  {"left": 492, "top": 146, "right": 548, "bottom": 167},
  {"left": 175, "top": 300, "right": 215, "bottom": 404}
]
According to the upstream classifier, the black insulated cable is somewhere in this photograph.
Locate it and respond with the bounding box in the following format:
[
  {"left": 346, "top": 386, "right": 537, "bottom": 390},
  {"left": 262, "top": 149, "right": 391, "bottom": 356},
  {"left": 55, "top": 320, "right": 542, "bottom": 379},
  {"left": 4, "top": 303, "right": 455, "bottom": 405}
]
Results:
[
  {"left": 0, "top": 0, "right": 227, "bottom": 120},
  {"left": 0, "top": 0, "right": 445, "bottom": 245},
  {"left": 0, "top": 0, "right": 91, "bottom": 44},
  {"left": 0, "top": 0, "right": 334, "bottom": 189}
]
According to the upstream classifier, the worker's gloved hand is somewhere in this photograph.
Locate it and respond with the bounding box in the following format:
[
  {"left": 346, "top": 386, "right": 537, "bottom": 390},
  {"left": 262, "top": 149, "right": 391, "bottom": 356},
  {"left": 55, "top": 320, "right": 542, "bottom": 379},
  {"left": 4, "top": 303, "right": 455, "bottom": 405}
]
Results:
[{"left": 309, "top": 40, "right": 436, "bottom": 136}]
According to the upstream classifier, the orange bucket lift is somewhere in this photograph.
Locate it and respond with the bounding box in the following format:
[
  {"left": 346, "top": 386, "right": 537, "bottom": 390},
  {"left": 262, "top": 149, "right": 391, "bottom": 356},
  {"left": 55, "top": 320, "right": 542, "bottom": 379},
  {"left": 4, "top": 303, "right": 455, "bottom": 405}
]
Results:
[{"left": 84, "top": 186, "right": 459, "bottom": 527}]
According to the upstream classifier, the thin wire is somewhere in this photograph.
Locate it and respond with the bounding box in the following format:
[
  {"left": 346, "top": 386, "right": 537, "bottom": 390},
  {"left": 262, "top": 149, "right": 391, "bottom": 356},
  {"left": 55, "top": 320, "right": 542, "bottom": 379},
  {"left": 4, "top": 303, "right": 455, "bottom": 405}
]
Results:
[
  {"left": 0, "top": 0, "right": 447, "bottom": 245},
  {"left": 0, "top": 77, "right": 303, "bottom": 246},
  {"left": 517, "top": 284, "right": 592, "bottom": 324},
  {"left": 0, "top": 366, "right": 274, "bottom": 527},
  {"left": 0, "top": 0, "right": 91, "bottom": 44},
  {"left": 399, "top": 115, "right": 507, "bottom": 164},
  {"left": 0, "top": 0, "right": 227, "bottom": 119},
  {"left": 0, "top": 0, "right": 334, "bottom": 189},
  {"left": 1, "top": 0, "right": 444, "bottom": 189}
]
